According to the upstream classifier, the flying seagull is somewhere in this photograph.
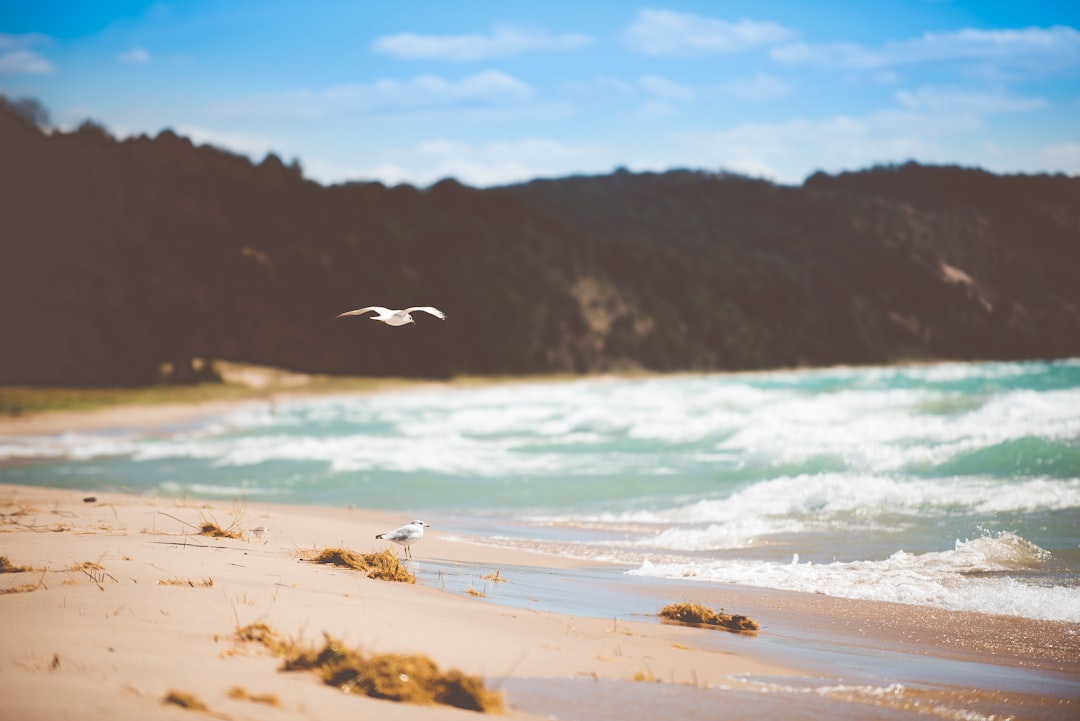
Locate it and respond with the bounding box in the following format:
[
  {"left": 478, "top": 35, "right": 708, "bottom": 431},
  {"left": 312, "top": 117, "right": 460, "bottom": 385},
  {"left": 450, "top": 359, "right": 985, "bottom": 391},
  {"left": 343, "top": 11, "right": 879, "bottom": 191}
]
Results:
[
  {"left": 336, "top": 305, "right": 447, "bottom": 326},
  {"left": 375, "top": 519, "right": 429, "bottom": 559}
]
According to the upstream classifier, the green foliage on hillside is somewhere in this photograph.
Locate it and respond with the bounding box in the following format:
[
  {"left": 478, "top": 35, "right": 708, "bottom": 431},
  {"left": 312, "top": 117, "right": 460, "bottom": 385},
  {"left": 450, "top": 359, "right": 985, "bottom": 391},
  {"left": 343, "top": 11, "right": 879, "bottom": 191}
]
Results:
[{"left": 2, "top": 96, "right": 1078, "bottom": 386}]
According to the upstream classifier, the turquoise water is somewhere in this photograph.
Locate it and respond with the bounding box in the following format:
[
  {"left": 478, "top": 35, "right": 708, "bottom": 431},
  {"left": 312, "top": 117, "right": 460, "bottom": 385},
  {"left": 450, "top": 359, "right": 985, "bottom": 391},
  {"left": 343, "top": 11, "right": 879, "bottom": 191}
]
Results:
[{"left": 3, "top": 359, "right": 1079, "bottom": 621}]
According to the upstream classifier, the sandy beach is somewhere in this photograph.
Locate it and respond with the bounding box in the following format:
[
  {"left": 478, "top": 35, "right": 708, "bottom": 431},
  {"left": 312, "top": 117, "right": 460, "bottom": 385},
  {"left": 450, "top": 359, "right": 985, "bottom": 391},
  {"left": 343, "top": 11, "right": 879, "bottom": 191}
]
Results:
[
  {"left": 0, "top": 483, "right": 795, "bottom": 720},
  {"left": 1, "top": 482, "right": 1077, "bottom": 721},
  {"left": 2, "top": 402, "right": 1079, "bottom": 720},
  {"left": 0, "top": 400, "right": 252, "bottom": 437}
]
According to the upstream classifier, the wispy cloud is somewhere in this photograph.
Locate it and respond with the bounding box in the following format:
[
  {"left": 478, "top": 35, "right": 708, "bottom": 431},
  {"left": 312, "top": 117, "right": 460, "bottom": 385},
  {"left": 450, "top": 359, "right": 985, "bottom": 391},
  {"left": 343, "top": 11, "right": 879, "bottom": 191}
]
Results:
[
  {"left": 212, "top": 71, "right": 540, "bottom": 120},
  {"left": 0, "top": 33, "right": 54, "bottom": 74},
  {"left": 1038, "top": 142, "right": 1080, "bottom": 174},
  {"left": 118, "top": 47, "right": 151, "bottom": 64},
  {"left": 715, "top": 72, "right": 792, "bottom": 101},
  {"left": 373, "top": 23, "right": 593, "bottom": 61},
  {"left": 638, "top": 100, "right": 679, "bottom": 118},
  {"left": 772, "top": 25, "right": 1080, "bottom": 74},
  {"left": 638, "top": 74, "right": 694, "bottom": 100},
  {"left": 680, "top": 109, "right": 984, "bottom": 182},
  {"left": 631, "top": 70, "right": 792, "bottom": 108},
  {"left": 895, "top": 86, "right": 1046, "bottom": 113},
  {"left": 622, "top": 9, "right": 791, "bottom": 56},
  {"left": 309, "top": 137, "right": 609, "bottom": 188},
  {"left": 175, "top": 126, "right": 281, "bottom": 159}
]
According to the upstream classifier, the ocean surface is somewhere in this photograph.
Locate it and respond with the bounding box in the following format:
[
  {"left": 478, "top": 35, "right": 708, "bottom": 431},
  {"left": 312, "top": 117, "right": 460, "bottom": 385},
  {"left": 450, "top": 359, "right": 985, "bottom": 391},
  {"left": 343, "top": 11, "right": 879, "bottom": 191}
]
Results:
[{"left": 3, "top": 359, "right": 1080, "bottom": 623}]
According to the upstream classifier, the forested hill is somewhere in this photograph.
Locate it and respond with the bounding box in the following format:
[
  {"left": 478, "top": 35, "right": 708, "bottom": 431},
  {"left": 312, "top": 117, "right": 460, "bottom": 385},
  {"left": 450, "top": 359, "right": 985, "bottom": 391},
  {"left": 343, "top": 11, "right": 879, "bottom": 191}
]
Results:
[{"left": 2, "top": 97, "right": 1079, "bottom": 386}]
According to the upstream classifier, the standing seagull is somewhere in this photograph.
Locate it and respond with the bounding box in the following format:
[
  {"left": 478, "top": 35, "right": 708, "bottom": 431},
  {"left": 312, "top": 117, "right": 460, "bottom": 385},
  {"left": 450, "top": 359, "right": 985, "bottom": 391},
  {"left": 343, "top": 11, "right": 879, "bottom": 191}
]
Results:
[
  {"left": 375, "top": 519, "right": 429, "bottom": 559},
  {"left": 336, "top": 305, "right": 446, "bottom": 326}
]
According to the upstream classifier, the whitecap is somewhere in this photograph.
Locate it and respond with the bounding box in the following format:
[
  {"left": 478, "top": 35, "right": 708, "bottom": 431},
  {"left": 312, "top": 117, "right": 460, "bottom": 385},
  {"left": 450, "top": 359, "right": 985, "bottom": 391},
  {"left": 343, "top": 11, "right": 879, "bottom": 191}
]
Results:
[{"left": 629, "top": 532, "right": 1080, "bottom": 622}]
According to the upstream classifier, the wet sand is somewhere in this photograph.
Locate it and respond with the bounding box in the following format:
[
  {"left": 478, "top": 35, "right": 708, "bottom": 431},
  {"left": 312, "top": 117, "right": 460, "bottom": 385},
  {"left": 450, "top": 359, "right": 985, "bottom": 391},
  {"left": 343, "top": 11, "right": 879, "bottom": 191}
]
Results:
[
  {"left": 1, "top": 483, "right": 1077, "bottom": 720},
  {"left": 0, "top": 399, "right": 253, "bottom": 437}
]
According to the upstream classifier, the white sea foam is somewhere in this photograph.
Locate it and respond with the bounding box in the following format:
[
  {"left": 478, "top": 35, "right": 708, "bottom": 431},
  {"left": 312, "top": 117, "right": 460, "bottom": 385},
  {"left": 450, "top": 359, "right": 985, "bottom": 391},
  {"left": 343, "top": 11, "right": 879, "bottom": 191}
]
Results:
[
  {"left": 630, "top": 517, "right": 808, "bottom": 551},
  {"left": 0, "top": 433, "right": 137, "bottom": 461},
  {"left": 452, "top": 529, "right": 1080, "bottom": 621},
  {"left": 537, "top": 475, "right": 1080, "bottom": 540},
  {"left": 157, "top": 481, "right": 288, "bottom": 497},
  {"left": 3, "top": 360, "right": 1078, "bottom": 623},
  {"left": 628, "top": 532, "right": 1080, "bottom": 622},
  {"left": 746, "top": 679, "right": 1003, "bottom": 721},
  {"left": 4, "top": 362, "right": 1079, "bottom": 487},
  {"left": 130, "top": 433, "right": 579, "bottom": 476},
  {"left": 713, "top": 386, "right": 1080, "bottom": 475}
]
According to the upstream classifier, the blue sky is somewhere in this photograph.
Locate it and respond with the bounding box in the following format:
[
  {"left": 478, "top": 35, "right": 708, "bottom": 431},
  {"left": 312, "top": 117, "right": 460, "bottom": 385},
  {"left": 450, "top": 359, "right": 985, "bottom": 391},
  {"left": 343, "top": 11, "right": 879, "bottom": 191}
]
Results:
[{"left": 3, "top": 1, "right": 1079, "bottom": 187}]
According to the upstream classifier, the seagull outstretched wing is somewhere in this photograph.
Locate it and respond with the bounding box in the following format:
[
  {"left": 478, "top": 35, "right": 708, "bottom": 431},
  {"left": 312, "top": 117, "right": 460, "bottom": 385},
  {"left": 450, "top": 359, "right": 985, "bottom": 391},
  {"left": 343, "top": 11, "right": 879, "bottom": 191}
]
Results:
[
  {"left": 404, "top": 306, "right": 447, "bottom": 319},
  {"left": 336, "top": 305, "right": 391, "bottom": 319}
]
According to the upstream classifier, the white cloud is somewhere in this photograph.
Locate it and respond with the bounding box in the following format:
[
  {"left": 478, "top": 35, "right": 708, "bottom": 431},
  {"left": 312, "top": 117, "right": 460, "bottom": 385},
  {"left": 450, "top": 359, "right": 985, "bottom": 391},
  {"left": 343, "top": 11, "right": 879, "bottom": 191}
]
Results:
[
  {"left": 679, "top": 109, "right": 984, "bottom": 183},
  {"left": 895, "top": 86, "right": 1046, "bottom": 113},
  {"left": 0, "top": 32, "right": 49, "bottom": 50},
  {"left": 415, "top": 137, "right": 607, "bottom": 185},
  {"left": 638, "top": 74, "right": 694, "bottom": 100},
  {"left": 0, "top": 33, "right": 54, "bottom": 74},
  {"left": 174, "top": 125, "right": 281, "bottom": 159},
  {"left": 772, "top": 41, "right": 875, "bottom": 68},
  {"left": 368, "top": 70, "right": 533, "bottom": 108},
  {"left": 622, "top": 8, "right": 791, "bottom": 56},
  {"left": 772, "top": 25, "right": 1080, "bottom": 73},
  {"left": 593, "top": 76, "right": 635, "bottom": 95},
  {"left": 1038, "top": 142, "right": 1080, "bottom": 174},
  {"left": 211, "top": 71, "right": 538, "bottom": 120},
  {"left": 979, "top": 140, "right": 1080, "bottom": 177},
  {"left": 372, "top": 23, "right": 593, "bottom": 61},
  {"left": 639, "top": 99, "right": 679, "bottom": 118},
  {"left": 118, "top": 47, "right": 151, "bottom": 64},
  {"left": 0, "top": 49, "right": 53, "bottom": 74},
  {"left": 716, "top": 72, "right": 792, "bottom": 101},
  {"left": 309, "top": 137, "right": 610, "bottom": 188}
]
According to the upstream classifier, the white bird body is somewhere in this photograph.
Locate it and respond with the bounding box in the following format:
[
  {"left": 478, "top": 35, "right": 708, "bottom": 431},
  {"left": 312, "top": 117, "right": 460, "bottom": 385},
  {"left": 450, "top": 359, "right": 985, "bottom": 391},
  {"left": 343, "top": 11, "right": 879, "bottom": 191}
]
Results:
[
  {"left": 375, "top": 519, "right": 429, "bottom": 559},
  {"left": 336, "top": 305, "right": 446, "bottom": 326}
]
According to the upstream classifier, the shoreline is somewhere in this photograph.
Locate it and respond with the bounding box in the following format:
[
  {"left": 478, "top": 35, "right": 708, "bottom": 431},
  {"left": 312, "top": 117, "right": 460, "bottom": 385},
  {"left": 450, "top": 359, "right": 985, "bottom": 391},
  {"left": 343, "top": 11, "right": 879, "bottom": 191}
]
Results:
[
  {"left": 3, "top": 382, "right": 1080, "bottom": 719},
  {"left": 0, "top": 398, "right": 258, "bottom": 437},
  {"left": 5, "top": 356, "right": 1045, "bottom": 437},
  {"left": 2, "top": 484, "right": 1078, "bottom": 720},
  {"left": 0, "top": 365, "right": 602, "bottom": 438}
]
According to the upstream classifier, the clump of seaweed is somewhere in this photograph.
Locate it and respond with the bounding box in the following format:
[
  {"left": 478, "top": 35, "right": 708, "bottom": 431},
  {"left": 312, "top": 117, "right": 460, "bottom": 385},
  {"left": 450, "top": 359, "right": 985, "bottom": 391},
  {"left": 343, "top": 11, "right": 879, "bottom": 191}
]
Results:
[
  {"left": 482, "top": 570, "right": 508, "bottom": 583},
  {"left": 0, "top": 584, "right": 39, "bottom": 595},
  {"left": 235, "top": 622, "right": 283, "bottom": 653},
  {"left": 234, "top": 624, "right": 502, "bottom": 713},
  {"left": 303, "top": 547, "right": 415, "bottom": 583},
  {"left": 199, "top": 522, "right": 243, "bottom": 540},
  {"left": 659, "top": 602, "right": 760, "bottom": 633},
  {"left": 158, "top": 508, "right": 245, "bottom": 540},
  {"left": 0, "top": 556, "right": 30, "bottom": 573},
  {"left": 0, "top": 558, "right": 44, "bottom": 593},
  {"left": 227, "top": 686, "right": 280, "bottom": 706},
  {"left": 159, "top": 578, "right": 214, "bottom": 587},
  {"left": 163, "top": 689, "right": 209, "bottom": 711},
  {"left": 199, "top": 501, "right": 248, "bottom": 539},
  {"left": 633, "top": 668, "right": 659, "bottom": 683}
]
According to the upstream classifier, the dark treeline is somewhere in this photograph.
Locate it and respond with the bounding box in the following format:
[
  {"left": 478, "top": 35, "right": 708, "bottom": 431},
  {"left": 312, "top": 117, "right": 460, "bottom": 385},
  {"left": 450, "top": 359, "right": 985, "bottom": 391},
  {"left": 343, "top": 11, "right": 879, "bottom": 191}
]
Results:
[{"left": 2, "top": 97, "right": 1079, "bottom": 386}]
